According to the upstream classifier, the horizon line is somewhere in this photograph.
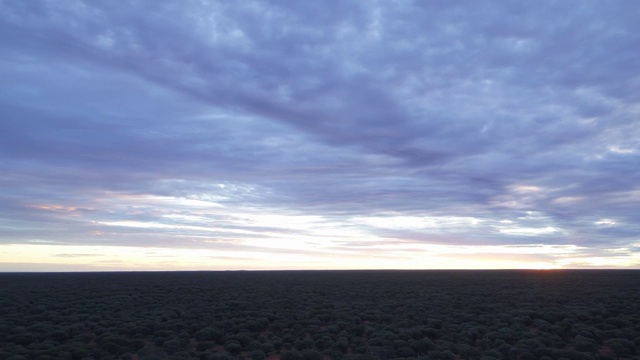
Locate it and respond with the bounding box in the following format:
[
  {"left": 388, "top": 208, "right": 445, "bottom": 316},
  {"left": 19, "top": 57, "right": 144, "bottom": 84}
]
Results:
[{"left": 1, "top": 268, "right": 639, "bottom": 274}]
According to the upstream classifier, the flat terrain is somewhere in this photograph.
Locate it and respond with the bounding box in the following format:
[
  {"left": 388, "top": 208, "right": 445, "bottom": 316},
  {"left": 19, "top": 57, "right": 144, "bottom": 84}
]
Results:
[{"left": 0, "top": 270, "right": 638, "bottom": 360}]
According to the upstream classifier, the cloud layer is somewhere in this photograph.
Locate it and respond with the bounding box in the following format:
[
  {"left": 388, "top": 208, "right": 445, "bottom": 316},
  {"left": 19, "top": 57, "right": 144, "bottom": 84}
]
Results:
[{"left": 1, "top": 1, "right": 639, "bottom": 270}]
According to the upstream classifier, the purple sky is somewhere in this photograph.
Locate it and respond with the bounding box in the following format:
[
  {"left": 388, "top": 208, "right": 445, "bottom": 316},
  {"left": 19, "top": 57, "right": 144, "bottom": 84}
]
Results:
[{"left": 1, "top": 1, "right": 639, "bottom": 270}]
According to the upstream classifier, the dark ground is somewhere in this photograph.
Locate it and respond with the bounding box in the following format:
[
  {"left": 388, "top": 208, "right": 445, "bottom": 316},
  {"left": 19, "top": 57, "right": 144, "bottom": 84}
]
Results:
[{"left": 0, "top": 270, "right": 639, "bottom": 360}]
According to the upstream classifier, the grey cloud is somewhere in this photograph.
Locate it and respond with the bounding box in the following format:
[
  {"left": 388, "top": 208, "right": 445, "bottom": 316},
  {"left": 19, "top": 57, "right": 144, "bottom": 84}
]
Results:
[{"left": 1, "top": 0, "right": 640, "bottom": 267}]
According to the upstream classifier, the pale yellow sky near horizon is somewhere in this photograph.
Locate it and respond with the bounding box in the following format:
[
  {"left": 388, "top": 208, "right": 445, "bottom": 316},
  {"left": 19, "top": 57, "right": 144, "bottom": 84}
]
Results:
[{"left": 1, "top": 243, "right": 637, "bottom": 272}]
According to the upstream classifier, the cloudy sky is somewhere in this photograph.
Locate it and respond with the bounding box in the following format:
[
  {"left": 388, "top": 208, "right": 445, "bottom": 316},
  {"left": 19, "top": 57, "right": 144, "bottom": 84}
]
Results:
[{"left": 1, "top": 1, "right": 639, "bottom": 271}]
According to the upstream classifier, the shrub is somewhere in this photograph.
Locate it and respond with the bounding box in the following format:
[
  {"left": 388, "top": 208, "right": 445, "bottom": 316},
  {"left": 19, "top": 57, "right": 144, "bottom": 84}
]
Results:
[
  {"left": 224, "top": 341, "right": 242, "bottom": 355},
  {"left": 301, "top": 350, "right": 323, "bottom": 360},
  {"left": 163, "top": 338, "right": 183, "bottom": 355},
  {"left": 250, "top": 350, "right": 267, "bottom": 360},
  {"left": 197, "top": 341, "right": 217, "bottom": 352},
  {"left": 280, "top": 350, "right": 302, "bottom": 360}
]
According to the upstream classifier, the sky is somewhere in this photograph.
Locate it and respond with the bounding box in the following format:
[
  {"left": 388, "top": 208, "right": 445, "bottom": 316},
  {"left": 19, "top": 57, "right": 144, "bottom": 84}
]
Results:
[{"left": 1, "top": 1, "right": 639, "bottom": 271}]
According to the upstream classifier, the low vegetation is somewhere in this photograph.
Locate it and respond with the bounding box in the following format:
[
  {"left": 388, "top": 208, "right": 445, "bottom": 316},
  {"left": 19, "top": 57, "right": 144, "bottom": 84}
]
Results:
[{"left": 0, "top": 270, "right": 638, "bottom": 360}]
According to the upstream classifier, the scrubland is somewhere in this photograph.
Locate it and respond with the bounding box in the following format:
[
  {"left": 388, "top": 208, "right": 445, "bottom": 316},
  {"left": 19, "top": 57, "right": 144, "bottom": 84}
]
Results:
[{"left": 0, "top": 270, "right": 638, "bottom": 360}]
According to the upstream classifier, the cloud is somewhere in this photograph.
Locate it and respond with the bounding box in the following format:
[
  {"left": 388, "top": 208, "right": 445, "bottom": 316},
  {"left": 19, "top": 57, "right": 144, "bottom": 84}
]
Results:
[
  {"left": 53, "top": 253, "right": 104, "bottom": 258},
  {"left": 1, "top": 0, "right": 639, "bottom": 269}
]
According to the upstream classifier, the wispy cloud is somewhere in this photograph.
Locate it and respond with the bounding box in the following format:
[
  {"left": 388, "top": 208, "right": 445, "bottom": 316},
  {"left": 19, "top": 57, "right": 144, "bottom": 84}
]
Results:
[{"left": 53, "top": 253, "right": 104, "bottom": 258}]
